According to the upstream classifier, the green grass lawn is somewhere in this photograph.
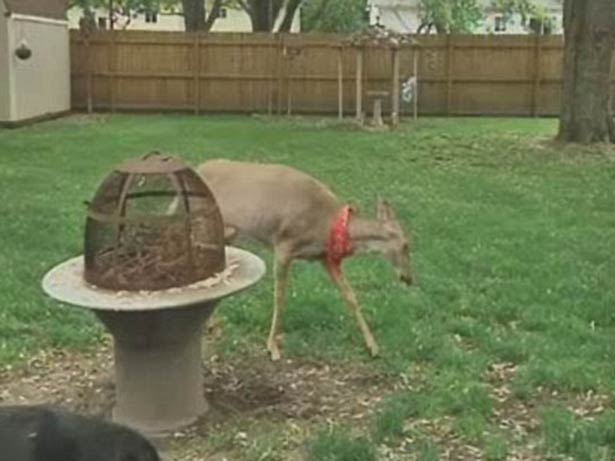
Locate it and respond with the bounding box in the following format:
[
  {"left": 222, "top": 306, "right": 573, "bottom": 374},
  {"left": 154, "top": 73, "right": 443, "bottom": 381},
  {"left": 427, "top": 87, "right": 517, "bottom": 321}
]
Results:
[{"left": 0, "top": 114, "right": 613, "bottom": 460}]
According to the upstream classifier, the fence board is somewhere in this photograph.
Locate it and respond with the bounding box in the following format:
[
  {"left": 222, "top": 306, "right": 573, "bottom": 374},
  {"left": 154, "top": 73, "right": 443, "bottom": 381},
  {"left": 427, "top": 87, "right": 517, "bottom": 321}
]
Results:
[{"left": 69, "top": 30, "right": 613, "bottom": 117}]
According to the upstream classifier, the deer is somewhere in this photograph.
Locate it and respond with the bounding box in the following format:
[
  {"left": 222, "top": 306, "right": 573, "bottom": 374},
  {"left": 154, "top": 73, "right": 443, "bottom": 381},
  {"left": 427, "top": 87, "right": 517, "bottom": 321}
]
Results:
[{"left": 196, "top": 159, "right": 413, "bottom": 361}]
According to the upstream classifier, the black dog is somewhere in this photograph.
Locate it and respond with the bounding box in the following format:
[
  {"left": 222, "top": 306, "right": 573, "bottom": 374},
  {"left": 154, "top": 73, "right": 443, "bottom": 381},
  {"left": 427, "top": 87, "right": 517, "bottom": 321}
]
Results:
[{"left": 0, "top": 405, "right": 160, "bottom": 461}]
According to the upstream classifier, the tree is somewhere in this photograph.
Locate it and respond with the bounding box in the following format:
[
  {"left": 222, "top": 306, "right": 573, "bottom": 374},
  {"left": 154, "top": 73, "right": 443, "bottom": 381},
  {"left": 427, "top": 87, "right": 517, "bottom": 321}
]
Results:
[
  {"left": 69, "top": 0, "right": 161, "bottom": 29},
  {"left": 417, "top": 0, "right": 483, "bottom": 34},
  {"left": 558, "top": 0, "right": 615, "bottom": 143},
  {"left": 69, "top": 0, "right": 104, "bottom": 28},
  {"left": 181, "top": 0, "right": 224, "bottom": 31},
  {"left": 234, "top": 0, "right": 302, "bottom": 32},
  {"left": 301, "top": 0, "right": 367, "bottom": 33},
  {"left": 70, "top": 0, "right": 224, "bottom": 32}
]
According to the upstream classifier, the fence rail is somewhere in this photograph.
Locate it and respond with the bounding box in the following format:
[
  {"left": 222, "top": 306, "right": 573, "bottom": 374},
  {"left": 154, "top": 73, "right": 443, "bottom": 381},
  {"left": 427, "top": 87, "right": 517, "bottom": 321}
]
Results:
[{"left": 69, "top": 30, "right": 613, "bottom": 117}]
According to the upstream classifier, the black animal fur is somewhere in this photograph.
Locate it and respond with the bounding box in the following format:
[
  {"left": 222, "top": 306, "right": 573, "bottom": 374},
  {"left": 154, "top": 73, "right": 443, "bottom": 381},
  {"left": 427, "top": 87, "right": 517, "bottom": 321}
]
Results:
[{"left": 0, "top": 405, "right": 160, "bottom": 461}]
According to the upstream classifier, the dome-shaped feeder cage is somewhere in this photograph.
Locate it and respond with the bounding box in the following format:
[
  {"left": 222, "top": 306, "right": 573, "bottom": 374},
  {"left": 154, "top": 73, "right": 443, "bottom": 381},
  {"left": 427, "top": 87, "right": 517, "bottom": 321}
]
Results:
[{"left": 84, "top": 152, "right": 225, "bottom": 291}]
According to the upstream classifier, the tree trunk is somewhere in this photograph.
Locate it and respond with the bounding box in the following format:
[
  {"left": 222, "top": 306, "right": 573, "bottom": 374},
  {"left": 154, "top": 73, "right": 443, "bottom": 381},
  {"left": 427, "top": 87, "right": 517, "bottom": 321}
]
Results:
[
  {"left": 204, "top": 0, "right": 224, "bottom": 31},
  {"left": 558, "top": 0, "right": 615, "bottom": 143},
  {"left": 182, "top": 0, "right": 206, "bottom": 31},
  {"left": 244, "top": 0, "right": 284, "bottom": 31},
  {"left": 278, "top": 0, "right": 302, "bottom": 32}
]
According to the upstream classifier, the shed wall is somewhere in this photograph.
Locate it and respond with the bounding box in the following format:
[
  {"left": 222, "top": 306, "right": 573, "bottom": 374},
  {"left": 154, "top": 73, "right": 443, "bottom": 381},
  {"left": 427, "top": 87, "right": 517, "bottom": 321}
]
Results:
[
  {"left": 0, "top": 2, "right": 12, "bottom": 122},
  {"left": 8, "top": 15, "right": 70, "bottom": 122}
]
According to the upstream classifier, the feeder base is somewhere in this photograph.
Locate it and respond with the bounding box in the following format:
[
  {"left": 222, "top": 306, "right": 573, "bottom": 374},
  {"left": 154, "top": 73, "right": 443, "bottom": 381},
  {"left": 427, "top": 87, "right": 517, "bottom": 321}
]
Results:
[{"left": 97, "top": 305, "right": 215, "bottom": 437}]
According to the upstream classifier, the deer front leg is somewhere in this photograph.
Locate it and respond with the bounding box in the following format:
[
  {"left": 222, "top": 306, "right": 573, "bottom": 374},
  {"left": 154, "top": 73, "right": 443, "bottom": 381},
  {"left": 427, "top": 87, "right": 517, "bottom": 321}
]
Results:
[
  {"left": 325, "top": 265, "right": 379, "bottom": 357},
  {"left": 267, "top": 250, "right": 292, "bottom": 361}
]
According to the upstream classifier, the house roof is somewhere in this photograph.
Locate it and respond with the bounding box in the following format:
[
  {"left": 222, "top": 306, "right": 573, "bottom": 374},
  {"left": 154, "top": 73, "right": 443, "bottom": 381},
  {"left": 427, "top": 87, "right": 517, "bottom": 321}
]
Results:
[{"left": 2, "top": 0, "right": 68, "bottom": 20}]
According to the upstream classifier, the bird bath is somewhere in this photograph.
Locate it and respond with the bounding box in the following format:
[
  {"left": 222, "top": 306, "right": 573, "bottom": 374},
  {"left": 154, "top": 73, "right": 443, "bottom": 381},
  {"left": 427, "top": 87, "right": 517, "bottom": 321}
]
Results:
[{"left": 42, "top": 247, "right": 265, "bottom": 438}]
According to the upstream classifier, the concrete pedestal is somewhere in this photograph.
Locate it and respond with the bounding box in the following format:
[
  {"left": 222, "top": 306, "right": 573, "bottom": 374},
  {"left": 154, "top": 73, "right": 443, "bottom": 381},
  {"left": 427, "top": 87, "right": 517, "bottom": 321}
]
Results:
[
  {"left": 97, "top": 306, "right": 213, "bottom": 435},
  {"left": 42, "top": 247, "right": 265, "bottom": 438}
]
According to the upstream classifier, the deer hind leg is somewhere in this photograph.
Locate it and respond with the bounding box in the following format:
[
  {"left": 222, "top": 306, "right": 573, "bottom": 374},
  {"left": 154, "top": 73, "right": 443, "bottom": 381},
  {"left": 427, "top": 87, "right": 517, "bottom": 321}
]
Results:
[
  {"left": 267, "top": 248, "right": 292, "bottom": 361},
  {"left": 326, "top": 265, "right": 379, "bottom": 357}
]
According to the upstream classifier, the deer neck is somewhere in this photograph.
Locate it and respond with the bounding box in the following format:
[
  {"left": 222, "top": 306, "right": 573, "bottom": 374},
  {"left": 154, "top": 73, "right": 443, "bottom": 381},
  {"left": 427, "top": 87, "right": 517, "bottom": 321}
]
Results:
[{"left": 348, "top": 217, "right": 387, "bottom": 255}]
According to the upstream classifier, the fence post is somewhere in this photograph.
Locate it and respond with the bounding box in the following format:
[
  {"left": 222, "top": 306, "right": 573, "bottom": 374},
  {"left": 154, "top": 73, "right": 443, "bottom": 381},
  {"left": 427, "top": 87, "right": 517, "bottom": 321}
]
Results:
[
  {"left": 355, "top": 47, "right": 363, "bottom": 122},
  {"left": 286, "top": 50, "right": 292, "bottom": 116},
  {"left": 276, "top": 35, "right": 284, "bottom": 116},
  {"left": 193, "top": 34, "right": 200, "bottom": 115},
  {"left": 337, "top": 45, "right": 344, "bottom": 120},
  {"left": 446, "top": 34, "right": 453, "bottom": 116},
  {"left": 391, "top": 46, "right": 400, "bottom": 127},
  {"left": 109, "top": 32, "right": 117, "bottom": 113},
  {"left": 413, "top": 45, "right": 419, "bottom": 121},
  {"left": 532, "top": 34, "right": 542, "bottom": 117},
  {"left": 267, "top": 39, "right": 274, "bottom": 116},
  {"left": 84, "top": 35, "right": 93, "bottom": 114}
]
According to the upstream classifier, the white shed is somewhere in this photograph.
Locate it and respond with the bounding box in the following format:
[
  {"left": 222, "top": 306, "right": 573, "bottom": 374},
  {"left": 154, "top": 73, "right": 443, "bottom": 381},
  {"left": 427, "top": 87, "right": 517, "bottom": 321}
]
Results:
[{"left": 0, "top": 0, "right": 70, "bottom": 126}]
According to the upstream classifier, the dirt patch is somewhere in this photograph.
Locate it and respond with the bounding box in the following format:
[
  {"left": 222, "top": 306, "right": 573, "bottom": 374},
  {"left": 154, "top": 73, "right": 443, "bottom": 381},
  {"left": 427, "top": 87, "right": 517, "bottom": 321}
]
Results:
[
  {"left": 2, "top": 346, "right": 611, "bottom": 461},
  {"left": 0, "top": 340, "right": 115, "bottom": 415},
  {"left": 0, "top": 338, "right": 391, "bottom": 423},
  {"left": 0, "top": 337, "right": 394, "bottom": 459},
  {"left": 484, "top": 362, "right": 613, "bottom": 461},
  {"left": 202, "top": 353, "right": 389, "bottom": 424}
]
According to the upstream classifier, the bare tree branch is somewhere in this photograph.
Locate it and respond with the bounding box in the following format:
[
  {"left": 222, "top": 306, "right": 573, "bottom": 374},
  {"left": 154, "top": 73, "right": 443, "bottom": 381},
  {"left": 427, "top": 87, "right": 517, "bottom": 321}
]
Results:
[
  {"left": 204, "top": 0, "right": 224, "bottom": 30},
  {"left": 236, "top": 0, "right": 251, "bottom": 15},
  {"left": 277, "top": 0, "right": 302, "bottom": 32}
]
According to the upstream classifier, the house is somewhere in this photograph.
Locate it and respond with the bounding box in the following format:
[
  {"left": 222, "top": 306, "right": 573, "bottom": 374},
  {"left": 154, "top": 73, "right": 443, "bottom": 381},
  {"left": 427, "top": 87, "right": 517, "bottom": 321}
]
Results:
[
  {"left": 367, "top": 0, "right": 563, "bottom": 35},
  {"left": 67, "top": 1, "right": 301, "bottom": 32},
  {"left": 0, "top": 0, "right": 70, "bottom": 126}
]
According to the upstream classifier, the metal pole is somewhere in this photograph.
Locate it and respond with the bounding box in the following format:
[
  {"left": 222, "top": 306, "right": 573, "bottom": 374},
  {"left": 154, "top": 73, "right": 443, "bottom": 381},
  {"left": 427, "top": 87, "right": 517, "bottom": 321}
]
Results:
[
  {"left": 391, "top": 47, "right": 400, "bottom": 127},
  {"left": 413, "top": 47, "right": 418, "bottom": 121},
  {"left": 355, "top": 48, "right": 363, "bottom": 122}
]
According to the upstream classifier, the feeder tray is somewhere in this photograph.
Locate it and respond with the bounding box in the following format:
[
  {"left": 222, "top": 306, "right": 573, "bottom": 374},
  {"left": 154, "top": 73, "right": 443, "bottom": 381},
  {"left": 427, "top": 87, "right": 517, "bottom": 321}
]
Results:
[{"left": 84, "top": 152, "right": 225, "bottom": 291}]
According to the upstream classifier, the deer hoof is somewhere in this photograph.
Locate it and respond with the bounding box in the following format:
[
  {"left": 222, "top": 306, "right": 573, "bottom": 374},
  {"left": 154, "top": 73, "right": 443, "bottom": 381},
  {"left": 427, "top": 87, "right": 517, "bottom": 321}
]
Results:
[
  {"left": 267, "top": 340, "right": 282, "bottom": 362},
  {"left": 368, "top": 343, "right": 380, "bottom": 358},
  {"left": 269, "top": 348, "right": 282, "bottom": 362}
]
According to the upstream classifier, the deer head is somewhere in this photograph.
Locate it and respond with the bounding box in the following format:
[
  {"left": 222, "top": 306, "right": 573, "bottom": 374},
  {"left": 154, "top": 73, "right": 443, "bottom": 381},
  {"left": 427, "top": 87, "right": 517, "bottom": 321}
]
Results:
[{"left": 376, "top": 199, "right": 413, "bottom": 285}]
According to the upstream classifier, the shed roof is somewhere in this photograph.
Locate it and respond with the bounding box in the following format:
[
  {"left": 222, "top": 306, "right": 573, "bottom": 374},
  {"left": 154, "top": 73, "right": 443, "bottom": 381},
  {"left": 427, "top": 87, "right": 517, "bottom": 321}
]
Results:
[{"left": 2, "top": 0, "right": 68, "bottom": 20}]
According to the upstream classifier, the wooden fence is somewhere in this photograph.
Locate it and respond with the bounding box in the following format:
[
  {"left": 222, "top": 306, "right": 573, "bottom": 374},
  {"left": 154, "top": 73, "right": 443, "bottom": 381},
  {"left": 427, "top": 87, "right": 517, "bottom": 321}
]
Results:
[{"left": 69, "top": 30, "right": 607, "bottom": 117}]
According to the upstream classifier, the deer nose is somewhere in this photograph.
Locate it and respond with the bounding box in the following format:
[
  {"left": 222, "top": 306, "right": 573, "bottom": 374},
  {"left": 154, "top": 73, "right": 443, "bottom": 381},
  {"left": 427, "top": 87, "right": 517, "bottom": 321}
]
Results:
[{"left": 400, "top": 273, "right": 413, "bottom": 286}]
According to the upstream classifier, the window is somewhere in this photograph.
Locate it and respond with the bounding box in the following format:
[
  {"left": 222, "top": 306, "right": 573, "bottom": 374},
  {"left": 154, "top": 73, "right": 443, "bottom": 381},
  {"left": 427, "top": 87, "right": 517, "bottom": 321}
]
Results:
[
  {"left": 145, "top": 11, "right": 158, "bottom": 23},
  {"left": 494, "top": 16, "right": 506, "bottom": 32},
  {"left": 98, "top": 17, "right": 107, "bottom": 29},
  {"left": 218, "top": 7, "right": 227, "bottom": 18}
]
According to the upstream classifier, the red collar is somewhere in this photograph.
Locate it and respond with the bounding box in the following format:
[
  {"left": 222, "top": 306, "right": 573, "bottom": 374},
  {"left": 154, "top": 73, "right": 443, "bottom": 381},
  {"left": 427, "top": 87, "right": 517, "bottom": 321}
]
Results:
[{"left": 326, "top": 205, "right": 354, "bottom": 276}]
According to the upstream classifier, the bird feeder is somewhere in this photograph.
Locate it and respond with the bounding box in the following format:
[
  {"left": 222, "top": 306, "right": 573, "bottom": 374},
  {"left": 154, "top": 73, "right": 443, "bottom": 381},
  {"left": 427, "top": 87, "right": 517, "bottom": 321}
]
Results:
[
  {"left": 42, "top": 152, "right": 266, "bottom": 438},
  {"left": 83, "top": 152, "right": 225, "bottom": 291}
]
